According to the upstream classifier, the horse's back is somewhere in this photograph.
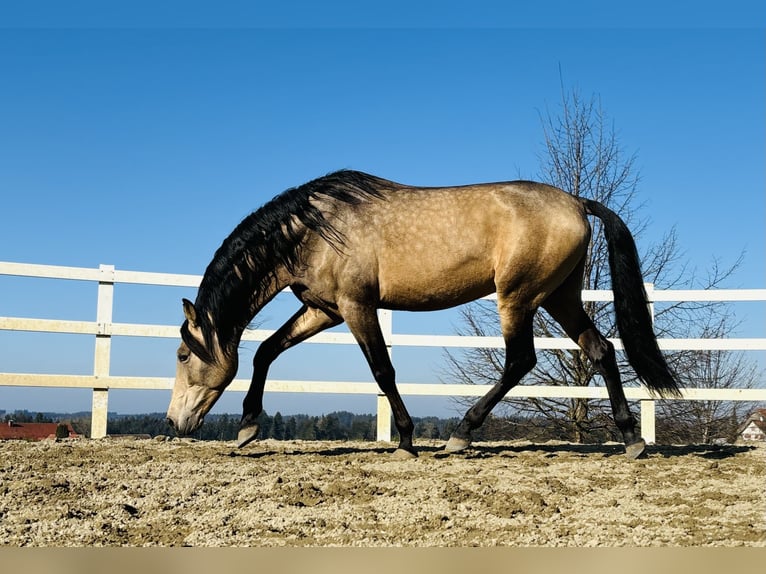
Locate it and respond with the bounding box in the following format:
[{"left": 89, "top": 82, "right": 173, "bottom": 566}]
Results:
[{"left": 355, "top": 180, "right": 590, "bottom": 267}]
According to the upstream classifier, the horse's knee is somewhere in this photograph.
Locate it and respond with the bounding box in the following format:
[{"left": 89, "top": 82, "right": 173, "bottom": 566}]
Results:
[
  {"left": 372, "top": 366, "right": 396, "bottom": 390},
  {"left": 253, "top": 338, "right": 279, "bottom": 368}
]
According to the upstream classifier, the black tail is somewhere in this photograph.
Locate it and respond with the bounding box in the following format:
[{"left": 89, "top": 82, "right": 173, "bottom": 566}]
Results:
[{"left": 581, "top": 198, "right": 681, "bottom": 398}]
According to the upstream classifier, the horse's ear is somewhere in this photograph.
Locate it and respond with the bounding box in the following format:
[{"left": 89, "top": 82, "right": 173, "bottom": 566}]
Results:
[{"left": 182, "top": 298, "right": 198, "bottom": 327}]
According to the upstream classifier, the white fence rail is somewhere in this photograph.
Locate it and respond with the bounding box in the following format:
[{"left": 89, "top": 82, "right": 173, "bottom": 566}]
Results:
[{"left": 1, "top": 261, "right": 765, "bottom": 443}]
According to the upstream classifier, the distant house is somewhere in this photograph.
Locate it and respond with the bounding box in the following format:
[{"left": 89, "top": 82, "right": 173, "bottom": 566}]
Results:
[
  {"left": 0, "top": 421, "right": 79, "bottom": 441},
  {"left": 739, "top": 409, "right": 766, "bottom": 442}
]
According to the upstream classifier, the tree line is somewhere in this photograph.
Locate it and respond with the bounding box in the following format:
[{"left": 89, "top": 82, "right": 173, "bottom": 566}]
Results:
[
  {"left": 3, "top": 407, "right": 751, "bottom": 444},
  {"left": 2, "top": 408, "right": 457, "bottom": 442},
  {"left": 104, "top": 411, "right": 466, "bottom": 442}
]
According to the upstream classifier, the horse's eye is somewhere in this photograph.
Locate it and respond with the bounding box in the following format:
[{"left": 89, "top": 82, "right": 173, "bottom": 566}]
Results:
[{"left": 178, "top": 353, "right": 190, "bottom": 363}]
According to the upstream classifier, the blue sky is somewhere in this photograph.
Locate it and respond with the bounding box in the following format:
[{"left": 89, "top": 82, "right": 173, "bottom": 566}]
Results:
[{"left": 1, "top": 4, "right": 764, "bottom": 418}]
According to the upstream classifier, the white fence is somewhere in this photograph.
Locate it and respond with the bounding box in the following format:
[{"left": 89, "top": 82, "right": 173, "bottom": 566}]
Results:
[{"left": 1, "top": 260, "right": 765, "bottom": 443}]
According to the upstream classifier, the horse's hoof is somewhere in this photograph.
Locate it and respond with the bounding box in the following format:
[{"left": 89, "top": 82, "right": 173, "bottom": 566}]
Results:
[
  {"left": 445, "top": 436, "right": 471, "bottom": 453},
  {"left": 625, "top": 439, "right": 647, "bottom": 460},
  {"left": 391, "top": 448, "right": 418, "bottom": 460},
  {"left": 236, "top": 425, "right": 260, "bottom": 448}
]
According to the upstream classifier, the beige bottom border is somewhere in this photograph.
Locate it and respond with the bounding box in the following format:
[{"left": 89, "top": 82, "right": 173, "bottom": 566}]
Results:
[{"left": 0, "top": 548, "right": 763, "bottom": 574}]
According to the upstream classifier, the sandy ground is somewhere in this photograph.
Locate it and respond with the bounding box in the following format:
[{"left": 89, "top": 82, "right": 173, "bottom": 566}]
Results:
[{"left": 0, "top": 437, "right": 764, "bottom": 547}]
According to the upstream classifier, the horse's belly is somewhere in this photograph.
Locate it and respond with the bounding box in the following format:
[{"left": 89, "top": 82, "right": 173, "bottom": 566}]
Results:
[{"left": 377, "top": 264, "right": 495, "bottom": 311}]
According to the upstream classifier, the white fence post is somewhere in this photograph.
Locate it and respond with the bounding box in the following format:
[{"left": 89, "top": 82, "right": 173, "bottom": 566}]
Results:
[
  {"left": 640, "top": 400, "right": 656, "bottom": 445},
  {"left": 91, "top": 264, "right": 114, "bottom": 439},
  {"left": 641, "top": 282, "right": 657, "bottom": 444},
  {"left": 376, "top": 309, "right": 393, "bottom": 442}
]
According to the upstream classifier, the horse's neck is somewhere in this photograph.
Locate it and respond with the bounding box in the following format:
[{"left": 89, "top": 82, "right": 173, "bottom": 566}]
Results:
[
  {"left": 209, "top": 240, "right": 301, "bottom": 350},
  {"left": 245, "top": 269, "right": 292, "bottom": 325}
]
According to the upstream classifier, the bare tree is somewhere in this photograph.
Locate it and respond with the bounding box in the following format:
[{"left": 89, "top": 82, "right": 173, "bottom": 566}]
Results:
[{"left": 444, "top": 86, "right": 759, "bottom": 443}]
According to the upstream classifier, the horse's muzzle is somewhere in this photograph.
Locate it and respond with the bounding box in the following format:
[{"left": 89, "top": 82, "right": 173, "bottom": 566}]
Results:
[{"left": 166, "top": 414, "right": 203, "bottom": 437}]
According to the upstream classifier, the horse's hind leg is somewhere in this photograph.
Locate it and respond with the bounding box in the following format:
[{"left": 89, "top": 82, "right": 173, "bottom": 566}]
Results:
[
  {"left": 446, "top": 306, "right": 537, "bottom": 453},
  {"left": 542, "top": 288, "right": 645, "bottom": 459}
]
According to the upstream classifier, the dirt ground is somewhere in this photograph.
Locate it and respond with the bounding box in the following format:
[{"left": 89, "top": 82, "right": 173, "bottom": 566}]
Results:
[{"left": 0, "top": 437, "right": 763, "bottom": 547}]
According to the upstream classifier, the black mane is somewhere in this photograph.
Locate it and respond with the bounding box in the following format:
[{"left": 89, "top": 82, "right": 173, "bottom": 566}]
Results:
[{"left": 183, "top": 170, "right": 392, "bottom": 361}]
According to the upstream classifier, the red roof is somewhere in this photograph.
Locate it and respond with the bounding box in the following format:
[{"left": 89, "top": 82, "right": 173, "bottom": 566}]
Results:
[
  {"left": 0, "top": 421, "right": 79, "bottom": 440},
  {"left": 746, "top": 420, "right": 766, "bottom": 434}
]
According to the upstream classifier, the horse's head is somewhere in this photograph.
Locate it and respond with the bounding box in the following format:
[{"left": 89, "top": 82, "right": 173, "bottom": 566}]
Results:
[{"left": 166, "top": 299, "right": 238, "bottom": 436}]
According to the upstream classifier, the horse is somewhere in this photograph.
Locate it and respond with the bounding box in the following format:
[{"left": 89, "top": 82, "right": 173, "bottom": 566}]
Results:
[{"left": 166, "top": 170, "right": 680, "bottom": 459}]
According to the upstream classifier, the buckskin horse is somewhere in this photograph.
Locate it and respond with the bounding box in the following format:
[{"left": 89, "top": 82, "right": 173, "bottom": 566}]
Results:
[{"left": 166, "top": 170, "right": 680, "bottom": 459}]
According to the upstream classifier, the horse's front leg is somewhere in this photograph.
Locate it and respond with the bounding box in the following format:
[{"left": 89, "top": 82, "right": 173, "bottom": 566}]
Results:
[
  {"left": 238, "top": 305, "right": 340, "bottom": 448},
  {"left": 341, "top": 303, "right": 416, "bottom": 459},
  {"left": 237, "top": 348, "right": 270, "bottom": 448}
]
